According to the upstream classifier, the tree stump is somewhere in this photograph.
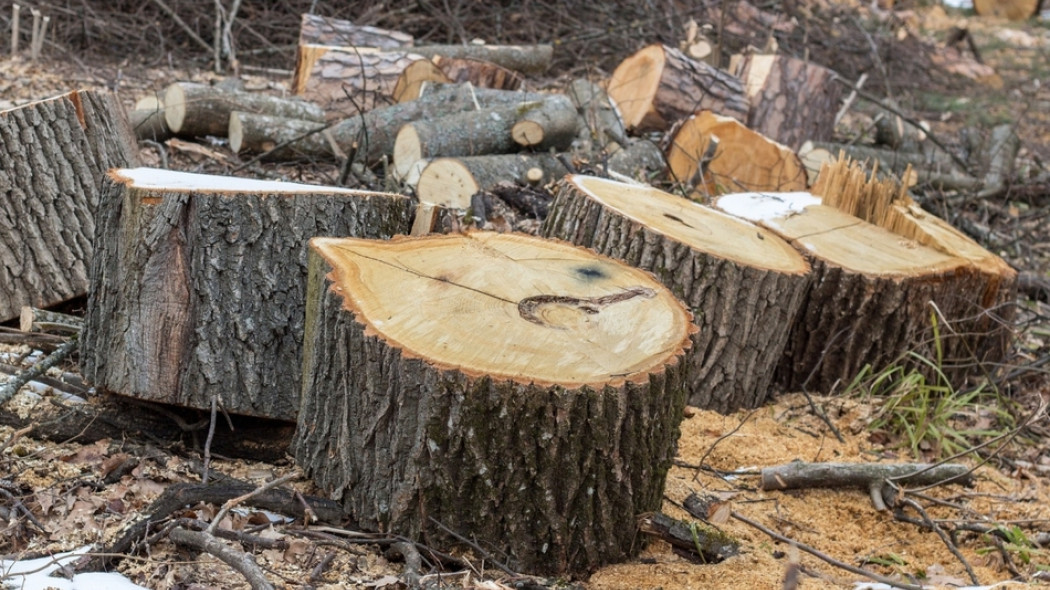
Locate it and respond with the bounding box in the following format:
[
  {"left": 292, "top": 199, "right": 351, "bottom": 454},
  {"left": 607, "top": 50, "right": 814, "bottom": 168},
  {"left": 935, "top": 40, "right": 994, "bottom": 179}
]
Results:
[
  {"left": 606, "top": 44, "right": 749, "bottom": 132},
  {"left": 666, "top": 110, "right": 808, "bottom": 200},
  {"left": 0, "top": 89, "right": 137, "bottom": 322},
  {"left": 293, "top": 231, "right": 694, "bottom": 575},
  {"left": 542, "top": 175, "right": 810, "bottom": 411},
  {"left": 715, "top": 192, "right": 991, "bottom": 393},
  {"left": 80, "top": 168, "right": 413, "bottom": 421}
]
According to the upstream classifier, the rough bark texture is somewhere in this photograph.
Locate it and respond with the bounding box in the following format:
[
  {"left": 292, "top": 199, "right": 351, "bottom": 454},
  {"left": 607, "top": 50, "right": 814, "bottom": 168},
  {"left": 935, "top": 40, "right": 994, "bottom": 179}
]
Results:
[
  {"left": 604, "top": 139, "right": 666, "bottom": 180},
  {"left": 293, "top": 233, "right": 692, "bottom": 575},
  {"left": 293, "top": 45, "right": 426, "bottom": 116},
  {"left": 129, "top": 95, "right": 172, "bottom": 142},
  {"left": 510, "top": 93, "right": 580, "bottom": 149},
  {"left": 731, "top": 53, "right": 844, "bottom": 151},
  {"left": 543, "top": 176, "right": 811, "bottom": 411},
  {"left": 568, "top": 78, "right": 628, "bottom": 151},
  {"left": 0, "top": 89, "right": 136, "bottom": 322},
  {"left": 409, "top": 44, "right": 553, "bottom": 74},
  {"left": 760, "top": 461, "right": 973, "bottom": 491},
  {"left": 163, "top": 82, "right": 325, "bottom": 138},
  {"left": 80, "top": 169, "right": 413, "bottom": 421},
  {"left": 607, "top": 44, "right": 749, "bottom": 132},
  {"left": 298, "top": 13, "right": 413, "bottom": 48},
  {"left": 416, "top": 154, "right": 571, "bottom": 209},
  {"left": 228, "top": 112, "right": 326, "bottom": 158},
  {"left": 232, "top": 84, "right": 546, "bottom": 165}
]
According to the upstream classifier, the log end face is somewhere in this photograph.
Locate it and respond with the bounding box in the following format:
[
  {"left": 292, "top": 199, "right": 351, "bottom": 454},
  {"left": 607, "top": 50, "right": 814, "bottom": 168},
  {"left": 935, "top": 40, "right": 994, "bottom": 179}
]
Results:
[
  {"left": 607, "top": 44, "right": 666, "bottom": 130},
  {"left": 162, "top": 83, "right": 188, "bottom": 134}
]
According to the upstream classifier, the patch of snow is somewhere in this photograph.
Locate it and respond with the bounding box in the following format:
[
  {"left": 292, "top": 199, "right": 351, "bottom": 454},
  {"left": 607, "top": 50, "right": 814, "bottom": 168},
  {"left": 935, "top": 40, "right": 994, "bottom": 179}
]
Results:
[
  {"left": 1, "top": 546, "right": 148, "bottom": 590},
  {"left": 941, "top": 0, "right": 972, "bottom": 9},
  {"left": 716, "top": 191, "right": 822, "bottom": 222},
  {"left": 115, "top": 167, "right": 370, "bottom": 195}
]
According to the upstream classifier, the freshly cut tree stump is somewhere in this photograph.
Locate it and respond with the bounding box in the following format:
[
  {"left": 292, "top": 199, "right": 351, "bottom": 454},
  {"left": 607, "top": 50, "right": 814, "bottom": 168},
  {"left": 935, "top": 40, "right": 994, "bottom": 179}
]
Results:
[
  {"left": 163, "top": 82, "right": 325, "bottom": 139},
  {"left": 716, "top": 192, "right": 990, "bottom": 393},
  {"left": 297, "top": 13, "right": 413, "bottom": 48},
  {"left": 667, "top": 110, "right": 808, "bottom": 199},
  {"left": 543, "top": 175, "right": 810, "bottom": 411},
  {"left": 607, "top": 44, "right": 749, "bottom": 132},
  {"left": 811, "top": 157, "right": 1016, "bottom": 367},
  {"left": 80, "top": 168, "right": 413, "bottom": 421},
  {"left": 0, "top": 89, "right": 137, "bottom": 322},
  {"left": 293, "top": 231, "right": 694, "bottom": 574},
  {"left": 729, "top": 53, "right": 844, "bottom": 150}
]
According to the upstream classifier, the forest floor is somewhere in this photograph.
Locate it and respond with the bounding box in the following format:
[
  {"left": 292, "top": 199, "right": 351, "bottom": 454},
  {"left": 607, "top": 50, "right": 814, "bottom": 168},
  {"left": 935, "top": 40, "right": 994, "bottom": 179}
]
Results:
[{"left": 3, "top": 2, "right": 1050, "bottom": 589}]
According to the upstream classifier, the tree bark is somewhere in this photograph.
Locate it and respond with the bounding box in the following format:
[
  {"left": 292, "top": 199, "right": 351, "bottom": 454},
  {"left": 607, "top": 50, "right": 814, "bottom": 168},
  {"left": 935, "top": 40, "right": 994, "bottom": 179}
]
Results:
[
  {"left": 760, "top": 461, "right": 973, "bottom": 491},
  {"left": 607, "top": 44, "right": 749, "bottom": 132},
  {"left": 543, "top": 175, "right": 811, "bottom": 411},
  {"left": 128, "top": 94, "right": 172, "bottom": 142},
  {"left": 293, "top": 231, "right": 694, "bottom": 575},
  {"left": 730, "top": 53, "right": 844, "bottom": 151},
  {"left": 0, "top": 89, "right": 137, "bottom": 322},
  {"left": 163, "top": 82, "right": 325, "bottom": 138},
  {"left": 298, "top": 13, "right": 413, "bottom": 48},
  {"left": 409, "top": 44, "right": 553, "bottom": 75},
  {"left": 80, "top": 168, "right": 413, "bottom": 421},
  {"left": 228, "top": 112, "right": 327, "bottom": 158},
  {"left": 715, "top": 192, "right": 992, "bottom": 393},
  {"left": 567, "top": 78, "right": 628, "bottom": 152},
  {"left": 415, "top": 153, "right": 571, "bottom": 210},
  {"left": 666, "top": 110, "right": 808, "bottom": 200},
  {"left": 510, "top": 93, "right": 580, "bottom": 149}
]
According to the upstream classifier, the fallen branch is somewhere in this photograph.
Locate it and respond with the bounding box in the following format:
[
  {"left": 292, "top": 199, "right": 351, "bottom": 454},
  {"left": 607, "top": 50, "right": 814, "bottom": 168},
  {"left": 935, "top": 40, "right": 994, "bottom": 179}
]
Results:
[
  {"left": 0, "top": 334, "right": 78, "bottom": 406},
  {"left": 638, "top": 512, "right": 739, "bottom": 564},
  {"left": 168, "top": 526, "right": 275, "bottom": 590},
  {"left": 760, "top": 461, "right": 973, "bottom": 492}
]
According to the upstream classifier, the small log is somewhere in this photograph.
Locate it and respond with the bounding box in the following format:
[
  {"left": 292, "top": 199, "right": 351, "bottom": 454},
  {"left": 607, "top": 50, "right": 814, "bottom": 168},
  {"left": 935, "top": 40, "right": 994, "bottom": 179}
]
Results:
[
  {"left": 760, "top": 461, "right": 974, "bottom": 491},
  {"left": 228, "top": 112, "right": 327, "bottom": 159},
  {"left": 638, "top": 512, "right": 739, "bottom": 564},
  {"left": 567, "top": 78, "right": 628, "bottom": 151},
  {"left": 391, "top": 59, "right": 450, "bottom": 103},
  {"left": 80, "top": 168, "right": 413, "bottom": 421},
  {"left": 667, "top": 110, "right": 808, "bottom": 199},
  {"left": 392, "top": 98, "right": 569, "bottom": 183},
  {"left": 979, "top": 123, "right": 1020, "bottom": 194},
  {"left": 543, "top": 175, "right": 810, "bottom": 411},
  {"left": 973, "top": 0, "right": 1039, "bottom": 19},
  {"left": 129, "top": 94, "right": 172, "bottom": 142},
  {"left": 297, "top": 13, "right": 413, "bottom": 48},
  {"left": 409, "top": 43, "right": 553, "bottom": 75},
  {"left": 415, "top": 153, "right": 570, "bottom": 210},
  {"left": 431, "top": 55, "right": 524, "bottom": 91},
  {"left": 510, "top": 93, "right": 580, "bottom": 149},
  {"left": 163, "top": 82, "right": 325, "bottom": 138},
  {"left": 604, "top": 139, "right": 666, "bottom": 180},
  {"left": 729, "top": 53, "right": 844, "bottom": 150},
  {"left": 715, "top": 192, "right": 992, "bottom": 393},
  {"left": 20, "top": 306, "right": 83, "bottom": 334},
  {"left": 233, "top": 84, "right": 545, "bottom": 165},
  {"left": 607, "top": 44, "right": 749, "bottom": 132},
  {"left": 0, "top": 89, "right": 137, "bottom": 322},
  {"left": 293, "top": 231, "right": 694, "bottom": 575}
]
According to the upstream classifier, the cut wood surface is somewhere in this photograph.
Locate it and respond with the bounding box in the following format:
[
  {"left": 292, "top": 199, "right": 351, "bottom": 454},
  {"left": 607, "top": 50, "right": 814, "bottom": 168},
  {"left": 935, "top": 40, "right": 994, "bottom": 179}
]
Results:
[
  {"left": 415, "top": 153, "right": 570, "bottom": 209},
  {"left": 293, "top": 45, "right": 425, "bottom": 116},
  {"left": 543, "top": 175, "right": 810, "bottom": 411},
  {"left": 297, "top": 13, "right": 413, "bottom": 48},
  {"left": 80, "top": 168, "right": 413, "bottom": 421},
  {"left": 607, "top": 44, "right": 749, "bottom": 132},
  {"left": 667, "top": 110, "right": 808, "bottom": 198},
  {"left": 716, "top": 191, "right": 989, "bottom": 393},
  {"left": 0, "top": 89, "right": 137, "bottom": 322},
  {"left": 390, "top": 59, "right": 450, "bottom": 102},
  {"left": 510, "top": 93, "right": 579, "bottom": 149},
  {"left": 432, "top": 55, "right": 525, "bottom": 90},
  {"left": 973, "top": 0, "right": 1039, "bottom": 19},
  {"left": 163, "top": 81, "right": 325, "bottom": 138},
  {"left": 292, "top": 231, "right": 693, "bottom": 574},
  {"left": 234, "top": 84, "right": 545, "bottom": 164},
  {"left": 730, "top": 53, "right": 844, "bottom": 150},
  {"left": 129, "top": 94, "right": 171, "bottom": 142}
]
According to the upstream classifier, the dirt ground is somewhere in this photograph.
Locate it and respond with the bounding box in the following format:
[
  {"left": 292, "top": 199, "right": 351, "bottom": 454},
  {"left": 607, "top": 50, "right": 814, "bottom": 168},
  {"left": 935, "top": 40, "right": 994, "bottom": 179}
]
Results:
[{"left": 3, "top": 1, "right": 1050, "bottom": 589}]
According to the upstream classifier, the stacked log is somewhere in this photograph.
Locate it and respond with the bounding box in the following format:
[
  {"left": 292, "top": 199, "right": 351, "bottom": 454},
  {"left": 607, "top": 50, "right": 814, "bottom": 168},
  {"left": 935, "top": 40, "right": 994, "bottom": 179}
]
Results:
[
  {"left": 0, "top": 89, "right": 137, "bottom": 322},
  {"left": 163, "top": 81, "right": 325, "bottom": 138},
  {"left": 293, "top": 231, "right": 694, "bottom": 574},
  {"left": 80, "top": 168, "right": 413, "bottom": 421},
  {"left": 543, "top": 175, "right": 811, "bottom": 411}
]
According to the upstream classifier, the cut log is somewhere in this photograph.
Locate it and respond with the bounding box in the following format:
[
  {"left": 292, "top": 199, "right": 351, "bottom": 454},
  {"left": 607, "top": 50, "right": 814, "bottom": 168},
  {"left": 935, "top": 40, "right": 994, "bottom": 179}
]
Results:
[
  {"left": 716, "top": 191, "right": 991, "bottom": 393},
  {"left": 973, "top": 0, "right": 1039, "bottom": 19},
  {"left": 415, "top": 154, "right": 569, "bottom": 209},
  {"left": 431, "top": 55, "right": 525, "bottom": 91},
  {"left": 390, "top": 59, "right": 450, "bottom": 103},
  {"left": 292, "top": 231, "right": 694, "bottom": 574},
  {"left": 607, "top": 44, "right": 749, "bottom": 132},
  {"left": 667, "top": 110, "right": 808, "bottom": 199},
  {"left": 292, "top": 45, "right": 424, "bottom": 116},
  {"left": 567, "top": 78, "right": 628, "bottom": 151},
  {"left": 163, "top": 82, "right": 325, "bottom": 139},
  {"left": 811, "top": 157, "right": 1016, "bottom": 366},
  {"left": 228, "top": 112, "right": 327, "bottom": 158},
  {"left": 80, "top": 168, "right": 413, "bottom": 421},
  {"left": 604, "top": 139, "right": 666, "bottom": 181},
  {"left": 0, "top": 89, "right": 137, "bottom": 322},
  {"left": 129, "top": 95, "right": 172, "bottom": 142},
  {"left": 409, "top": 44, "right": 553, "bottom": 75},
  {"left": 297, "top": 13, "right": 413, "bottom": 48},
  {"left": 231, "top": 84, "right": 545, "bottom": 165},
  {"left": 543, "top": 175, "right": 810, "bottom": 411},
  {"left": 392, "top": 97, "right": 572, "bottom": 183},
  {"left": 510, "top": 93, "right": 580, "bottom": 149},
  {"left": 729, "top": 53, "right": 844, "bottom": 151}
]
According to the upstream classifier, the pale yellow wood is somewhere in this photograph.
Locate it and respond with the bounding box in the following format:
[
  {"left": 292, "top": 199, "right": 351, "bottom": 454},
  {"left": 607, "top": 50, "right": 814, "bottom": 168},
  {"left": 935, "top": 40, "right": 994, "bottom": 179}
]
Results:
[{"left": 312, "top": 232, "right": 692, "bottom": 387}]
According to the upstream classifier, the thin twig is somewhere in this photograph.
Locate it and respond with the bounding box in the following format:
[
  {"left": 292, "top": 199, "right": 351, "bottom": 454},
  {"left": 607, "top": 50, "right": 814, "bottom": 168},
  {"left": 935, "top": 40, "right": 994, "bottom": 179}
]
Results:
[
  {"left": 147, "top": 0, "right": 214, "bottom": 55},
  {"left": 0, "top": 334, "right": 79, "bottom": 405},
  {"left": 202, "top": 395, "right": 218, "bottom": 484},
  {"left": 427, "top": 517, "right": 517, "bottom": 576},
  {"left": 207, "top": 470, "right": 301, "bottom": 535},
  {"left": 897, "top": 498, "right": 979, "bottom": 585}
]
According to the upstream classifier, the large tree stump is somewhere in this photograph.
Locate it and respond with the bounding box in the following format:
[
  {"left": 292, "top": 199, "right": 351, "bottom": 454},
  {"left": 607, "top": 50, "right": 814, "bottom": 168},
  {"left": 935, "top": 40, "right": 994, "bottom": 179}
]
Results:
[
  {"left": 542, "top": 175, "right": 811, "bottom": 411},
  {"left": 606, "top": 44, "right": 749, "bottom": 132},
  {"left": 0, "top": 89, "right": 136, "bottom": 322},
  {"left": 666, "top": 110, "right": 808, "bottom": 200},
  {"left": 729, "top": 53, "right": 844, "bottom": 150},
  {"left": 80, "top": 168, "right": 413, "bottom": 421},
  {"left": 715, "top": 192, "right": 992, "bottom": 393},
  {"left": 292, "top": 231, "right": 693, "bottom": 575}
]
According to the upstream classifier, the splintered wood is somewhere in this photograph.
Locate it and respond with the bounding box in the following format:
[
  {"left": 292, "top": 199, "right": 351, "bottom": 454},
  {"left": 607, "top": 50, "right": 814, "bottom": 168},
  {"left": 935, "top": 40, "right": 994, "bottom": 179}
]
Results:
[{"left": 293, "top": 231, "right": 693, "bottom": 575}]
